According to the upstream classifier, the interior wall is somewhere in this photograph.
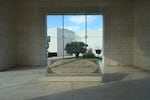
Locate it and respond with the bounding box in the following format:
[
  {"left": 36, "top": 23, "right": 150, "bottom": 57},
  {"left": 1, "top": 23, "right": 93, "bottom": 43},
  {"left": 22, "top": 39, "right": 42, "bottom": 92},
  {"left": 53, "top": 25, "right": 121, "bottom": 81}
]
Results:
[
  {"left": 104, "top": 6, "right": 134, "bottom": 66},
  {"left": 0, "top": 0, "right": 16, "bottom": 70},
  {"left": 15, "top": 0, "right": 134, "bottom": 67},
  {"left": 15, "top": 0, "right": 46, "bottom": 66},
  {"left": 134, "top": 0, "right": 150, "bottom": 70}
]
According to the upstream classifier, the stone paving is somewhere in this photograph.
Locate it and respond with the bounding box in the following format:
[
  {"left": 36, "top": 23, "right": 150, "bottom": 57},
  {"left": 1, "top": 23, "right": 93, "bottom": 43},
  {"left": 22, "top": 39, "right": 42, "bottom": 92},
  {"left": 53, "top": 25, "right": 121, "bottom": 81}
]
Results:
[
  {"left": 47, "top": 59, "right": 101, "bottom": 76},
  {"left": 0, "top": 66, "right": 150, "bottom": 100}
]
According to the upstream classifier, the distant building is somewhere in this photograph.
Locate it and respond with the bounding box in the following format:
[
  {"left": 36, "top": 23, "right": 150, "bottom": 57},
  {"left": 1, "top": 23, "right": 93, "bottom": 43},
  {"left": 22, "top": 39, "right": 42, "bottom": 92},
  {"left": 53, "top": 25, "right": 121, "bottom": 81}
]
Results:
[
  {"left": 47, "top": 28, "right": 75, "bottom": 57},
  {"left": 47, "top": 28, "right": 103, "bottom": 57},
  {"left": 76, "top": 30, "right": 103, "bottom": 55}
]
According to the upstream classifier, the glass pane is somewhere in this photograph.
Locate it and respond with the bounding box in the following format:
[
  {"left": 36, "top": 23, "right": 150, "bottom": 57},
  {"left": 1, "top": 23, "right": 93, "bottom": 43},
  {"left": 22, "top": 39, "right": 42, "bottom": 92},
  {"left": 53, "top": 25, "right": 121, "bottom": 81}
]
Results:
[
  {"left": 64, "top": 15, "right": 86, "bottom": 57},
  {"left": 47, "top": 15, "right": 62, "bottom": 57},
  {"left": 47, "top": 15, "right": 103, "bottom": 77},
  {"left": 87, "top": 15, "right": 103, "bottom": 57}
]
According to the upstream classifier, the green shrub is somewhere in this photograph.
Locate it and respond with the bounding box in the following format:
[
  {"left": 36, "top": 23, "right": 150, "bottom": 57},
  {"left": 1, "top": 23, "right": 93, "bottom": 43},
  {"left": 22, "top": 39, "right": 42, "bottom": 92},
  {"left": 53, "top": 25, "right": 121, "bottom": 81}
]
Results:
[
  {"left": 83, "top": 53, "right": 96, "bottom": 58},
  {"left": 83, "top": 48, "right": 96, "bottom": 58}
]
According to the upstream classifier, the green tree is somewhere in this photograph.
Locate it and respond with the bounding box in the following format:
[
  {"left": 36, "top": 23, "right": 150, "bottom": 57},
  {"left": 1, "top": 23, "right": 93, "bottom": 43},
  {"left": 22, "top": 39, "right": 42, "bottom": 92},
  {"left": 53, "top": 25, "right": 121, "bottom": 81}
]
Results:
[{"left": 65, "top": 41, "right": 88, "bottom": 58}]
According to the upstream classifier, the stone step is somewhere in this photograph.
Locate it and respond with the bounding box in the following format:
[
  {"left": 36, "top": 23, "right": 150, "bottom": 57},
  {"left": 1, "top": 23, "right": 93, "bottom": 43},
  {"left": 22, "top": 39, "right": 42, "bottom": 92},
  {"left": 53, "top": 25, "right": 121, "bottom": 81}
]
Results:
[
  {"left": 43, "top": 76, "right": 102, "bottom": 82},
  {"left": 51, "top": 68, "right": 97, "bottom": 73}
]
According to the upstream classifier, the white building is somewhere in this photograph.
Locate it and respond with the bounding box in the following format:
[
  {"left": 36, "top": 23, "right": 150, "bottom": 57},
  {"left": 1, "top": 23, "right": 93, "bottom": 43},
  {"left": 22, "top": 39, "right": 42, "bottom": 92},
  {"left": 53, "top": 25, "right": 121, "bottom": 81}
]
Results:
[
  {"left": 76, "top": 30, "right": 103, "bottom": 55},
  {"left": 47, "top": 28, "right": 103, "bottom": 57},
  {"left": 47, "top": 28, "right": 75, "bottom": 57}
]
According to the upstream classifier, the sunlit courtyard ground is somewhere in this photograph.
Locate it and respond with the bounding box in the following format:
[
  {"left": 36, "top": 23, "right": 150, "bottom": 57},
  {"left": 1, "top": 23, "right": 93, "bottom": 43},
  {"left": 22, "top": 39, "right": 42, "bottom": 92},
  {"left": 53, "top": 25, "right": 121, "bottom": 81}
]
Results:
[{"left": 47, "top": 58, "right": 101, "bottom": 76}]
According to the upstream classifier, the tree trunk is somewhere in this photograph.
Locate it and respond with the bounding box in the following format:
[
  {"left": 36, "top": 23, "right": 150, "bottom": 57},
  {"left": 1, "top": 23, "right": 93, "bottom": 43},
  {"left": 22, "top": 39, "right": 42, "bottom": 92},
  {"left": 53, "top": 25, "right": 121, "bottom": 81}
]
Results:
[{"left": 75, "top": 53, "right": 79, "bottom": 58}]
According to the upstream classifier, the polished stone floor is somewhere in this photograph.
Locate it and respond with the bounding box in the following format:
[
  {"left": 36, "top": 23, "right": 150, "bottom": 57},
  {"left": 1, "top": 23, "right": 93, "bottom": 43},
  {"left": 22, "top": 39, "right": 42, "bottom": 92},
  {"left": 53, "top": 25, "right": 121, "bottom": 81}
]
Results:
[{"left": 0, "top": 66, "right": 150, "bottom": 100}]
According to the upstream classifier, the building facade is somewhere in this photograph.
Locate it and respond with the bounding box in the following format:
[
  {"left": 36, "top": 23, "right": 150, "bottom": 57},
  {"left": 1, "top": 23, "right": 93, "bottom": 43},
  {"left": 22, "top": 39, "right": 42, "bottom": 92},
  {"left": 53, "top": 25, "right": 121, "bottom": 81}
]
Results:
[{"left": 47, "top": 28, "right": 75, "bottom": 57}]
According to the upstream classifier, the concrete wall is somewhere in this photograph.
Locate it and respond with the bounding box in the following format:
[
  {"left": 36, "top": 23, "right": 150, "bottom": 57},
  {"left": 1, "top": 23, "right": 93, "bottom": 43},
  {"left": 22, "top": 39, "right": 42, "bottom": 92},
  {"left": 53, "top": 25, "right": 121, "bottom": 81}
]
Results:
[
  {"left": 47, "top": 28, "right": 58, "bottom": 53},
  {"left": 15, "top": 0, "right": 134, "bottom": 66},
  {"left": 104, "top": 4, "right": 134, "bottom": 66},
  {"left": 0, "top": 0, "right": 16, "bottom": 70},
  {"left": 57, "top": 28, "right": 75, "bottom": 57},
  {"left": 1, "top": 0, "right": 149, "bottom": 70},
  {"left": 134, "top": 0, "right": 150, "bottom": 70},
  {"left": 16, "top": 0, "right": 46, "bottom": 66}
]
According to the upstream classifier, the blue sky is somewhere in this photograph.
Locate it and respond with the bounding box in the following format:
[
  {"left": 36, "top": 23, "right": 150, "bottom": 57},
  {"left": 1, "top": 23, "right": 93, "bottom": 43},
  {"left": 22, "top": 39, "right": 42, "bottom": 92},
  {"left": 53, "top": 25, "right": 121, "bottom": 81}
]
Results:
[{"left": 47, "top": 15, "right": 103, "bottom": 31}]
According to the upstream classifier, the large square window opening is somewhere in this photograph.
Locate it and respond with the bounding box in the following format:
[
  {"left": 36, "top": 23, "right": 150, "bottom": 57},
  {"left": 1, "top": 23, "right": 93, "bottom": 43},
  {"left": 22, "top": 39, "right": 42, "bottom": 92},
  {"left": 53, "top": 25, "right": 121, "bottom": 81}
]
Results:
[{"left": 46, "top": 14, "right": 103, "bottom": 63}]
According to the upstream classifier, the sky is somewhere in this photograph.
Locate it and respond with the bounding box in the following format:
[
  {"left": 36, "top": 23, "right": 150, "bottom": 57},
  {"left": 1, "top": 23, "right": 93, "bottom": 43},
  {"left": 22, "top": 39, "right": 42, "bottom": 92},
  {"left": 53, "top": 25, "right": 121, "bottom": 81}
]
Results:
[{"left": 47, "top": 15, "right": 103, "bottom": 32}]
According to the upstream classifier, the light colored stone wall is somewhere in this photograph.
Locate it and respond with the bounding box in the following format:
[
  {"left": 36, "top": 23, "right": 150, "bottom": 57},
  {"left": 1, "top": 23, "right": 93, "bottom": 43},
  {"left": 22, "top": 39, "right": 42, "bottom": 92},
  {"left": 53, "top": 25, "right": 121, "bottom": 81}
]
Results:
[
  {"left": 0, "top": 0, "right": 16, "bottom": 70},
  {"left": 104, "top": 6, "right": 134, "bottom": 66},
  {"left": 15, "top": 0, "right": 134, "bottom": 66},
  {"left": 16, "top": 0, "right": 47, "bottom": 66},
  {"left": 1, "top": 0, "right": 150, "bottom": 70},
  {"left": 134, "top": 0, "right": 150, "bottom": 70}
]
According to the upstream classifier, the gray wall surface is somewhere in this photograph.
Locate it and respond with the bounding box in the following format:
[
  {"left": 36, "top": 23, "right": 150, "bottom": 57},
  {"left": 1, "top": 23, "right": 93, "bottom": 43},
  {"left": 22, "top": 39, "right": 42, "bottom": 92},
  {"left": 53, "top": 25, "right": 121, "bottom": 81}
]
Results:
[
  {"left": 0, "top": 0, "right": 150, "bottom": 71},
  {"left": 15, "top": 0, "right": 135, "bottom": 67},
  {"left": 16, "top": 0, "right": 46, "bottom": 66},
  {"left": 0, "top": 0, "right": 16, "bottom": 70},
  {"left": 134, "top": 0, "right": 150, "bottom": 70},
  {"left": 104, "top": 5, "right": 134, "bottom": 66}
]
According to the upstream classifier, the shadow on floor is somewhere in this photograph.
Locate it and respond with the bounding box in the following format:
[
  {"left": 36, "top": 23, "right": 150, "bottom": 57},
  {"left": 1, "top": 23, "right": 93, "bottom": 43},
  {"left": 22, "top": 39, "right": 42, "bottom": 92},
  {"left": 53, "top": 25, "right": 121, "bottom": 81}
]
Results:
[
  {"left": 28, "top": 77, "right": 150, "bottom": 100},
  {"left": 3, "top": 66, "right": 46, "bottom": 72},
  {"left": 102, "top": 73, "right": 128, "bottom": 83}
]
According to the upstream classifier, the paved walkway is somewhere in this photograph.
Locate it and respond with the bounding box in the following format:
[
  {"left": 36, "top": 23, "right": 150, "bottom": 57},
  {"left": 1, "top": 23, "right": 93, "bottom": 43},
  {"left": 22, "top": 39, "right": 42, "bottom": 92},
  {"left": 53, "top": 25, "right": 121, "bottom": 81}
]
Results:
[{"left": 0, "top": 66, "right": 150, "bottom": 100}]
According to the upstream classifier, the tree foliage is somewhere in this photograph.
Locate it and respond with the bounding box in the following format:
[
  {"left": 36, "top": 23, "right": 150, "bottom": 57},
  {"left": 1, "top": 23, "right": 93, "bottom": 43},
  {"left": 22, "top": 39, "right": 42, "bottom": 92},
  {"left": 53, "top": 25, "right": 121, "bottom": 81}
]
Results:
[{"left": 65, "top": 41, "right": 88, "bottom": 58}]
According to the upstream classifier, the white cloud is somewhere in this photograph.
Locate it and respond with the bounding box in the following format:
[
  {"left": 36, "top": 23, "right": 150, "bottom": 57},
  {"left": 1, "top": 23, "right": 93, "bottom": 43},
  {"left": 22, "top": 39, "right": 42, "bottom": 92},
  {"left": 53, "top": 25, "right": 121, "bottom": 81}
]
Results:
[
  {"left": 69, "top": 16, "right": 85, "bottom": 24},
  {"left": 69, "top": 16, "right": 97, "bottom": 24},
  {"left": 98, "top": 28, "right": 103, "bottom": 31},
  {"left": 87, "top": 16, "right": 97, "bottom": 22},
  {"left": 64, "top": 26, "right": 80, "bottom": 31}
]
